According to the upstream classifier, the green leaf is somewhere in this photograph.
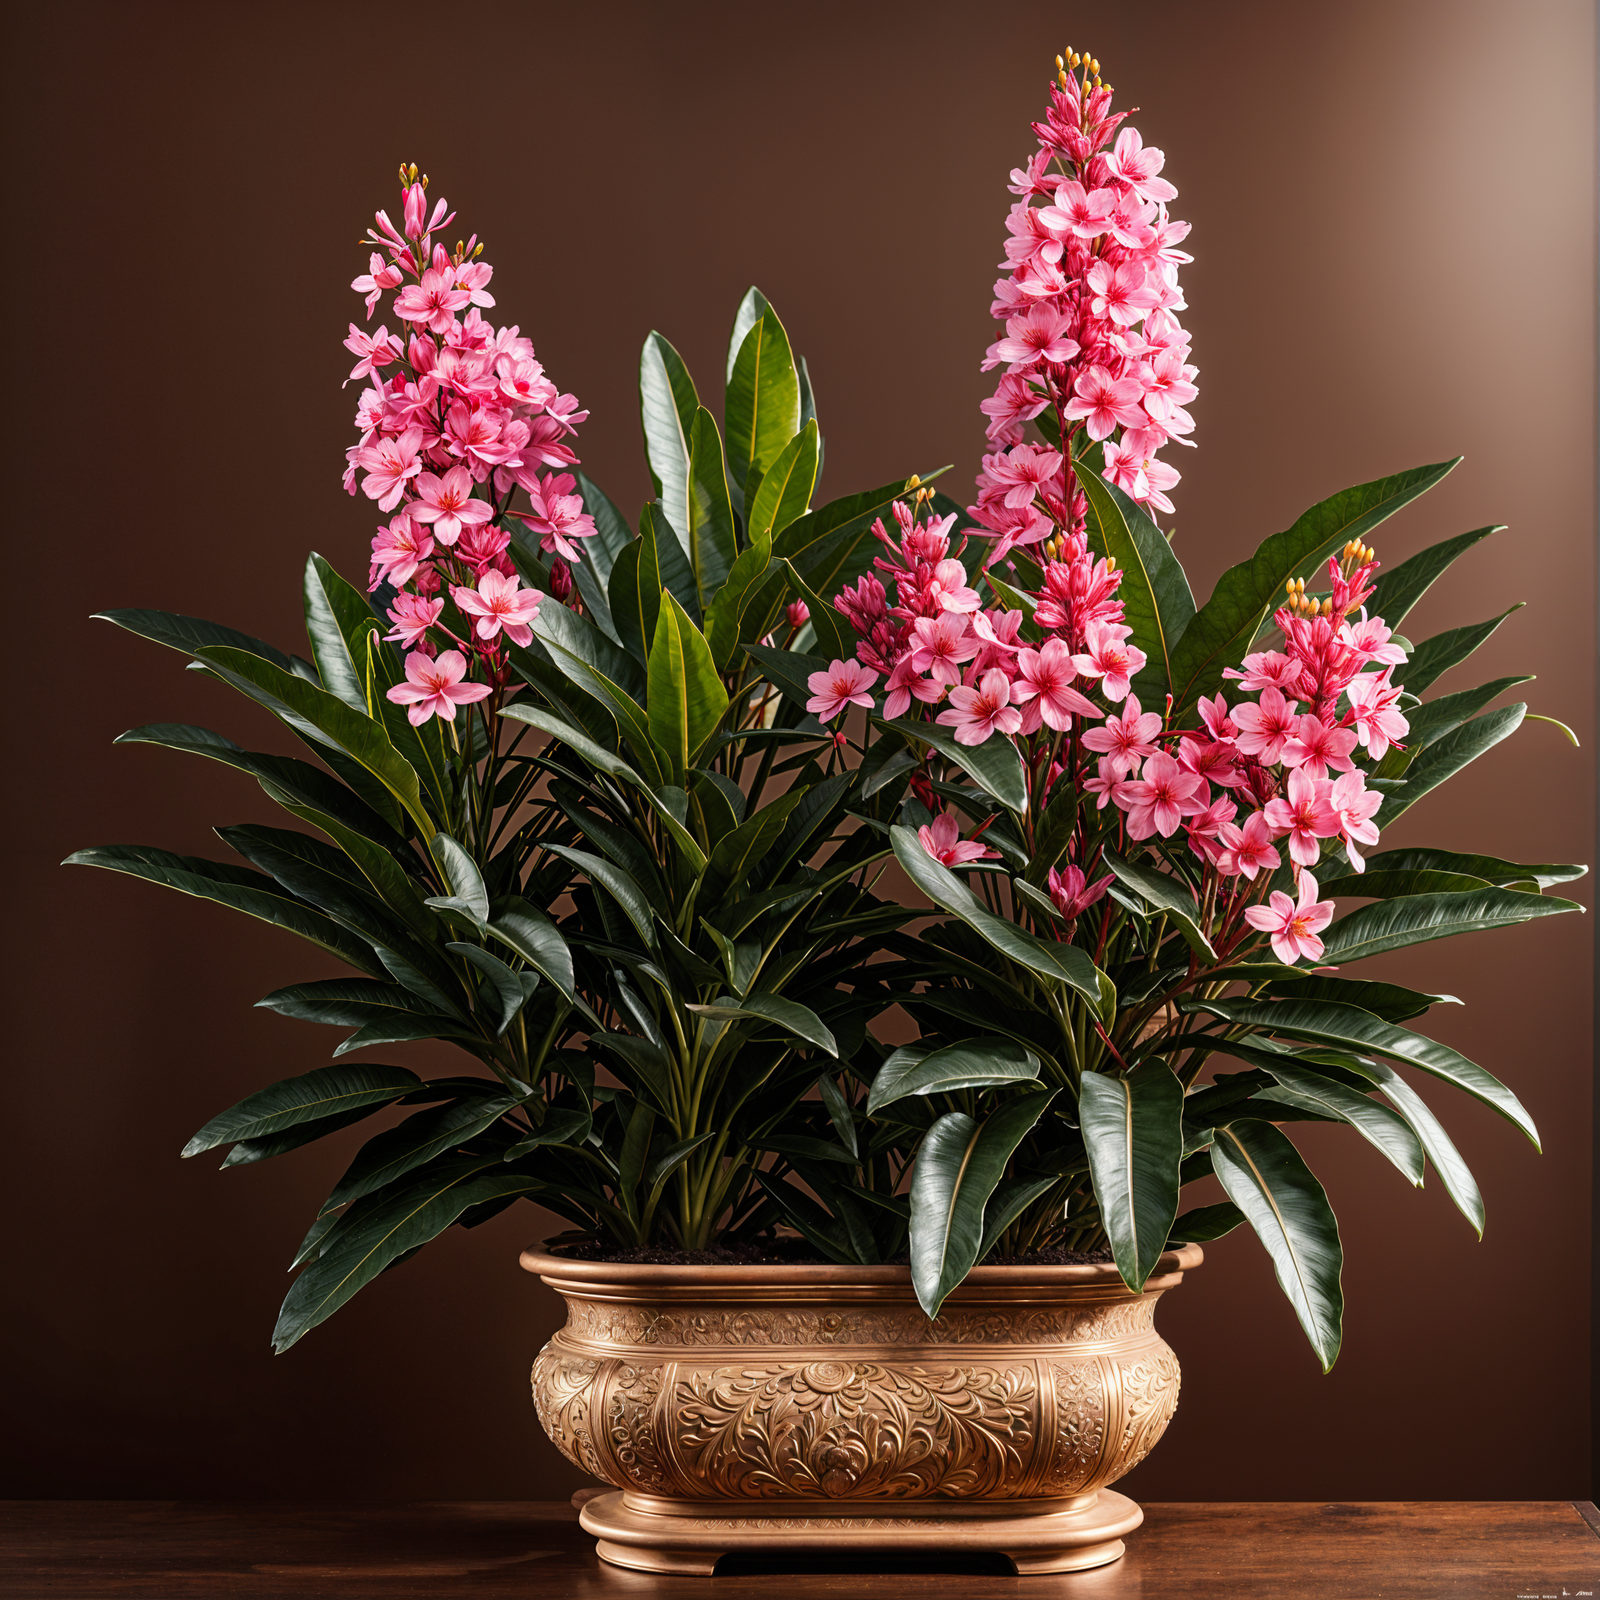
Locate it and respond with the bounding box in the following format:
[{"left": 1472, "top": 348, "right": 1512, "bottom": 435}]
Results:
[
  {"left": 183, "top": 1063, "right": 421, "bottom": 1157},
  {"left": 1341, "top": 848, "right": 1586, "bottom": 891},
  {"left": 1211, "top": 1120, "right": 1344, "bottom": 1371},
  {"left": 875, "top": 718, "right": 1028, "bottom": 814},
  {"left": 725, "top": 287, "right": 772, "bottom": 385},
  {"left": 255, "top": 978, "right": 441, "bottom": 1028},
  {"left": 775, "top": 471, "right": 938, "bottom": 598},
  {"left": 303, "top": 553, "right": 383, "bottom": 710},
  {"left": 867, "top": 1037, "right": 1040, "bottom": 1112},
  {"left": 1101, "top": 849, "right": 1216, "bottom": 960},
  {"left": 1079, "top": 1063, "right": 1185, "bottom": 1292},
  {"left": 747, "top": 420, "right": 819, "bottom": 540},
  {"left": 1076, "top": 464, "right": 1195, "bottom": 703},
  {"left": 1167, "top": 1201, "right": 1246, "bottom": 1243},
  {"left": 569, "top": 472, "right": 633, "bottom": 636},
  {"left": 1375, "top": 705, "right": 1526, "bottom": 825},
  {"left": 1180, "top": 995, "right": 1540, "bottom": 1147},
  {"left": 94, "top": 606, "right": 297, "bottom": 672},
  {"left": 446, "top": 943, "right": 540, "bottom": 1035},
  {"left": 1316, "top": 885, "right": 1582, "bottom": 965},
  {"left": 221, "top": 1105, "right": 386, "bottom": 1168},
  {"left": 1312, "top": 868, "right": 1495, "bottom": 899},
  {"left": 645, "top": 1132, "right": 717, "bottom": 1192},
  {"left": 909, "top": 1092, "right": 1056, "bottom": 1317},
  {"left": 702, "top": 788, "right": 806, "bottom": 902},
  {"left": 500, "top": 1106, "right": 595, "bottom": 1162},
  {"left": 273, "top": 1156, "right": 537, "bottom": 1350},
  {"left": 782, "top": 559, "right": 851, "bottom": 661},
  {"left": 647, "top": 592, "right": 729, "bottom": 782},
  {"left": 686, "top": 407, "right": 738, "bottom": 611},
  {"left": 639, "top": 330, "right": 699, "bottom": 556},
  {"left": 484, "top": 899, "right": 576, "bottom": 998},
  {"left": 1259, "top": 974, "right": 1458, "bottom": 1025},
  {"left": 498, "top": 705, "right": 644, "bottom": 787},
  {"left": 640, "top": 501, "right": 702, "bottom": 624},
  {"left": 688, "top": 991, "right": 838, "bottom": 1056},
  {"left": 704, "top": 534, "right": 777, "bottom": 672},
  {"left": 1254, "top": 1060, "right": 1424, "bottom": 1184},
  {"left": 1404, "top": 676, "right": 1533, "bottom": 751},
  {"left": 1367, "top": 524, "right": 1499, "bottom": 628},
  {"left": 725, "top": 311, "right": 801, "bottom": 507},
  {"left": 1402, "top": 606, "right": 1523, "bottom": 696},
  {"left": 63, "top": 844, "right": 386, "bottom": 976},
  {"left": 817, "top": 1072, "right": 858, "bottom": 1159},
  {"left": 429, "top": 833, "right": 489, "bottom": 924},
  {"left": 744, "top": 643, "right": 830, "bottom": 713},
  {"left": 1166, "top": 460, "right": 1459, "bottom": 714},
  {"left": 976, "top": 1176, "right": 1060, "bottom": 1260},
  {"left": 543, "top": 845, "right": 658, "bottom": 949},
  {"left": 321, "top": 1094, "right": 520, "bottom": 1213},
  {"left": 891, "top": 826, "right": 1101, "bottom": 1003}
]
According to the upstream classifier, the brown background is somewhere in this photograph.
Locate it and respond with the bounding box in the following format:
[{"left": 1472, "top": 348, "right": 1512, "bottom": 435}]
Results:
[{"left": 5, "top": 0, "right": 1593, "bottom": 1502}]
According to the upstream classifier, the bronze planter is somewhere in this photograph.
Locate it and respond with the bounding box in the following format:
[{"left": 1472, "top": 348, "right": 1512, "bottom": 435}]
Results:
[{"left": 523, "top": 1243, "right": 1201, "bottom": 1575}]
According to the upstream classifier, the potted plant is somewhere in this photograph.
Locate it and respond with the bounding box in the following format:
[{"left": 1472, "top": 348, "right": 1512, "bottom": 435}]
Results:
[{"left": 70, "top": 49, "right": 1585, "bottom": 1581}]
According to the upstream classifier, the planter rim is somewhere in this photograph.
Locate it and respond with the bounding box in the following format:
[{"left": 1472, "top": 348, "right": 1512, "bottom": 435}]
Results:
[{"left": 521, "top": 1241, "right": 1202, "bottom": 1290}]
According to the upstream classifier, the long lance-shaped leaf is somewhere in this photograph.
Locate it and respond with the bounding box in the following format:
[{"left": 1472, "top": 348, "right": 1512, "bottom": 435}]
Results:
[
  {"left": 543, "top": 845, "right": 658, "bottom": 949},
  {"left": 874, "top": 717, "right": 1028, "bottom": 813},
  {"left": 1079, "top": 1063, "right": 1185, "bottom": 1292},
  {"left": 1211, "top": 1119, "right": 1344, "bottom": 1371},
  {"left": 725, "top": 286, "right": 773, "bottom": 385},
  {"left": 868, "top": 1038, "right": 1040, "bottom": 1113},
  {"left": 1254, "top": 1060, "right": 1424, "bottom": 1185},
  {"left": 1317, "top": 884, "right": 1582, "bottom": 965},
  {"left": 686, "top": 407, "right": 738, "bottom": 611},
  {"left": 891, "top": 826, "right": 1101, "bottom": 1002},
  {"left": 775, "top": 470, "right": 948, "bottom": 598},
  {"left": 273, "top": 1156, "right": 537, "bottom": 1350},
  {"left": 303, "top": 552, "right": 382, "bottom": 710},
  {"left": 1166, "top": 460, "right": 1459, "bottom": 715},
  {"left": 1401, "top": 676, "right": 1533, "bottom": 752},
  {"left": 1075, "top": 462, "right": 1195, "bottom": 704},
  {"left": 485, "top": 899, "right": 576, "bottom": 999},
  {"left": 1403, "top": 605, "right": 1523, "bottom": 696},
  {"left": 647, "top": 591, "right": 729, "bottom": 782},
  {"left": 747, "top": 420, "right": 819, "bottom": 540},
  {"left": 725, "top": 311, "right": 800, "bottom": 510},
  {"left": 498, "top": 704, "right": 644, "bottom": 787},
  {"left": 194, "top": 645, "right": 434, "bottom": 836},
  {"left": 62, "top": 845, "right": 386, "bottom": 976},
  {"left": 639, "top": 331, "right": 698, "bottom": 555},
  {"left": 744, "top": 642, "right": 830, "bottom": 714},
  {"left": 1341, "top": 848, "right": 1586, "bottom": 891},
  {"left": 1367, "top": 524, "right": 1500, "bottom": 628},
  {"left": 183, "top": 1063, "right": 422, "bottom": 1156},
  {"left": 909, "top": 1092, "right": 1056, "bottom": 1317},
  {"left": 704, "top": 534, "right": 777, "bottom": 671},
  {"left": 570, "top": 472, "right": 634, "bottom": 637},
  {"left": 93, "top": 606, "right": 298, "bottom": 672},
  {"left": 1101, "top": 849, "right": 1216, "bottom": 960},
  {"left": 1168, "top": 1201, "right": 1246, "bottom": 1243},
  {"left": 687, "top": 992, "right": 837, "bottom": 1056},
  {"left": 1179, "top": 995, "right": 1540, "bottom": 1146},
  {"left": 1373, "top": 704, "right": 1526, "bottom": 826}
]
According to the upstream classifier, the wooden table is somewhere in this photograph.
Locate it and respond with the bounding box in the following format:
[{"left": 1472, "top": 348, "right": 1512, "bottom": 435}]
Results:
[{"left": 4, "top": 1500, "right": 1596, "bottom": 1597}]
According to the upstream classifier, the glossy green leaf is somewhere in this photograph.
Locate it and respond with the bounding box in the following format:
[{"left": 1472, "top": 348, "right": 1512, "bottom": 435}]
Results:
[
  {"left": 875, "top": 718, "right": 1028, "bottom": 813},
  {"left": 1167, "top": 1201, "right": 1245, "bottom": 1243},
  {"left": 1255, "top": 1060, "right": 1424, "bottom": 1184},
  {"left": 183, "top": 1063, "right": 422, "bottom": 1157},
  {"left": 976, "top": 1176, "right": 1060, "bottom": 1260},
  {"left": 1343, "top": 848, "right": 1585, "bottom": 891},
  {"left": 1312, "top": 868, "right": 1495, "bottom": 900},
  {"left": 747, "top": 420, "right": 819, "bottom": 540},
  {"left": 1101, "top": 849, "right": 1216, "bottom": 960},
  {"left": 1316, "top": 885, "right": 1581, "bottom": 965},
  {"left": 867, "top": 1038, "right": 1040, "bottom": 1112},
  {"left": 221, "top": 1106, "right": 385, "bottom": 1169},
  {"left": 303, "top": 553, "right": 382, "bottom": 710},
  {"left": 1211, "top": 1119, "right": 1344, "bottom": 1370},
  {"left": 686, "top": 407, "right": 738, "bottom": 611},
  {"left": 1166, "top": 460, "right": 1458, "bottom": 714},
  {"left": 569, "top": 472, "right": 633, "bottom": 635},
  {"left": 1374, "top": 704, "right": 1526, "bottom": 826},
  {"left": 94, "top": 606, "right": 297, "bottom": 672},
  {"left": 500, "top": 1106, "right": 595, "bottom": 1162},
  {"left": 446, "top": 943, "right": 540, "bottom": 1034},
  {"left": 639, "top": 330, "right": 698, "bottom": 556},
  {"left": 743, "top": 643, "right": 830, "bottom": 713},
  {"left": 817, "top": 1072, "right": 858, "bottom": 1159},
  {"left": 1367, "top": 524, "right": 1499, "bottom": 628},
  {"left": 725, "top": 311, "right": 801, "bottom": 505},
  {"left": 543, "top": 845, "right": 657, "bottom": 949},
  {"left": 701, "top": 787, "right": 806, "bottom": 903},
  {"left": 782, "top": 559, "right": 852, "bottom": 661},
  {"left": 485, "top": 899, "right": 576, "bottom": 998},
  {"left": 1402, "top": 606, "right": 1522, "bottom": 696},
  {"left": 647, "top": 591, "right": 729, "bottom": 781},
  {"left": 775, "top": 472, "right": 936, "bottom": 598},
  {"left": 1259, "top": 974, "right": 1458, "bottom": 1025},
  {"left": 704, "top": 534, "right": 776, "bottom": 671},
  {"left": 1079, "top": 1063, "right": 1185, "bottom": 1292},
  {"left": 1404, "top": 676, "right": 1533, "bottom": 751},
  {"left": 689, "top": 991, "right": 838, "bottom": 1056},
  {"left": 429, "top": 833, "right": 489, "bottom": 924},
  {"left": 1180, "top": 995, "right": 1539, "bottom": 1147},
  {"left": 891, "top": 826, "right": 1102, "bottom": 1003},
  {"left": 498, "top": 705, "right": 644, "bottom": 788}
]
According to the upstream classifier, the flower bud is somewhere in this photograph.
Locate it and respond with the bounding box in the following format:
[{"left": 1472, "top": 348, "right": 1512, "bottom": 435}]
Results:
[{"left": 786, "top": 599, "right": 810, "bottom": 630}]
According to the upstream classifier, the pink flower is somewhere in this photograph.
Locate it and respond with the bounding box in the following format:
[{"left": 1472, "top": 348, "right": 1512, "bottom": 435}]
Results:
[
  {"left": 1103, "top": 127, "right": 1178, "bottom": 203},
  {"left": 979, "top": 373, "right": 1050, "bottom": 443},
  {"left": 983, "top": 443, "right": 1065, "bottom": 509},
  {"left": 1072, "top": 620, "right": 1147, "bottom": 702},
  {"left": 1233, "top": 686, "right": 1301, "bottom": 765},
  {"left": 1346, "top": 670, "right": 1410, "bottom": 759},
  {"left": 1113, "top": 751, "right": 1209, "bottom": 839},
  {"left": 1227, "top": 650, "right": 1300, "bottom": 693},
  {"left": 1341, "top": 615, "right": 1407, "bottom": 669},
  {"left": 455, "top": 521, "right": 512, "bottom": 573},
  {"left": 384, "top": 592, "right": 443, "bottom": 649},
  {"left": 343, "top": 324, "right": 401, "bottom": 386},
  {"left": 1013, "top": 639, "right": 1098, "bottom": 731},
  {"left": 352, "top": 253, "right": 404, "bottom": 320},
  {"left": 411, "top": 464, "right": 495, "bottom": 547},
  {"left": 1280, "top": 712, "right": 1358, "bottom": 780},
  {"left": 1047, "top": 862, "right": 1113, "bottom": 920},
  {"left": 983, "top": 304, "right": 1080, "bottom": 373},
  {"left": 918, "top": 812, "right": 999, "bottom": 867},
  {"left": 369, "top": 513, "right": 434, "bottom": 589},
  {"left": 1082, "top": 693, "right": 1163, "bottom": 776},
  {"left": 1063, "top": 365, "right": 1148, "bottom": 441},
  {"left": 1327, "top": 771, "right": 1383, "bottom": 871},
  {"left": 1197, "top": 692, "right": 1238, "bottom": 741},
  {"left": 385, "top": 648, "right": 491, "bottom": 726},
  {"left": 517, "top": 471, "right": 597, "bottom": 562},
  {"left": 937, "top": 668, "right": 1022, "bottom": 745},
  {"left": 452, "top": 569, "right": 544, "bottom": 648},
  {"left": 926, "top": 559, "right": 981, "bottom": 614},
  {"left": 1262, "top": 768, "right": 1341, "bottom": 868},
  {"left": 1101, "top": 432, "right": 1150, "bottom": 500},
  {"left": 1244, "top": 871, "right": 1336, "bottom": 965},
  {"left": 1038, "top": 179, "right": 1115, "bottom": 239},
  {"left": 355, "top": 426, "right": 425, "bottom": 512},
  {"left": 395, "top": 265, "right": 471, "bottom": 335},
  {"left": 910, "top": 613, "right": 979, "bottom": 685},
  {"left": 882, "top": 654, "right": 944, "bottom": 720},
  {"left": 806, "top": 658, "right": 879, "bottom": 721},
  {"left": 785, "top": 599, "right": 810, "bottom": 631},
  {"left": 1217, "top": 811, "right": 1281, "bottom": 880},
  {"left": 1082, "top": 755, "right": 1120, "bottom": 810},
  {"left": 1085, "top": 259, "right": 1163, "bottom": 327}
]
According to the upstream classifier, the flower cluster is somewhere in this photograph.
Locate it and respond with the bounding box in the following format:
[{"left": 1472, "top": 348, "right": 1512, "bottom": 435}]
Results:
[
  {"left": 343, "top": 165, "right": 594, "bottom": 721},
  {"left": 972, "top": 48, "right": 1196, "bottom": 564}
]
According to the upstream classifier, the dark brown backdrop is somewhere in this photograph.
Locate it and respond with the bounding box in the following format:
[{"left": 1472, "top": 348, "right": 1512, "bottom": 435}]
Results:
[{"left": 6, "top": 0, "right": 1593, "bottom": 1502}]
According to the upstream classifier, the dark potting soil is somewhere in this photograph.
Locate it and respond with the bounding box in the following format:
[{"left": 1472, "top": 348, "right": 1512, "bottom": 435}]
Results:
[{"left": 549, "top": 1237, "right": 1114, "bottom": 1268}]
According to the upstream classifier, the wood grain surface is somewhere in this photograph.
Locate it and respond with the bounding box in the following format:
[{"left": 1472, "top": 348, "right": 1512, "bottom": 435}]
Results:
[{"left": 3, "top": 1500, "right": 1596, "bottom": 1598}]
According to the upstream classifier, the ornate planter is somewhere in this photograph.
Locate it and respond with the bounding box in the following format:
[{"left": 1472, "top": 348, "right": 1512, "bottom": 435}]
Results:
[{"left": 522, "top": 1243, "right": 1201, "bottom": 1575}]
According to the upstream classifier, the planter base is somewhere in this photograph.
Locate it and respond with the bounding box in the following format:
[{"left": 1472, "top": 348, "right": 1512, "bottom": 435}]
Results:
[{"left": 580, "top": 1488, "right": 1143, "bottom": 1575}]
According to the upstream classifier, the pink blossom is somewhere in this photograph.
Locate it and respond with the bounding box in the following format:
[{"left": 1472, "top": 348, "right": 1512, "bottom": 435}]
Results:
[
  {"left": 370, "top": 513, "right": 434, "bottom": 589},
  {"left": 983, "top": 304, "right": 1080, "bottom": 373},
  {"left": 384, "top": 592, "right": 443, "bottom": 649},
  {"left": 937, "top": 668, "right": 1022, "bottom": 745},
  {"left": 394, "top": 266, "right": 471, "bottom": 335},
  {"left": 385, "top": 648, "right": 491, "bottom": 726},
  {"left": 1113, "top": 751, "right": 1209, "bottom": 839},
  {"left": 1072, "top": 619, "right": 1147, "bottom": 702},
  {"left": 918, "top": 812, "right": 999, "bottom": 867},
  {"left": 1280, "top": 712, "right": 1358, "bottom": 780},
  {"left": 1262, "top": 768, "right": 1341, "bottom": 868},
  {"left": 1197, "top": 692, "right": 1238, "bottom": 741},
  {"left": 1082, "top": 694, "right": 1163, "bottom": 776},
  {"left": 1013, "top": 639, "right": 1098, "bottom": 731},
  {"left": 1085, "top": 259, "right": 1162, "bottom": 327},
  {"left": 882, "top": 654, "right": 944, "bottom": 720},
  {"left": 517, "top": 471, "right": 597, "bottom": 562},
  {"left": 455, "top": 521, "right": 512, "bottom": 573},
  {"left": 1227, "top": 650, "right": 1300, "bottom": 693},
  {"left": 806, "top": 659, "right": 879, "bottom": 721},
  {"left": 926, "top": 559, "right": 981, "bottom": 614},
  {"left": 1038, "top": 179, "right": 1115, "bottom": 239},
  {"left": 785, "top": 599, "right": 810, "bottom": 631},
  {"left": 1047, "top": 863, "right": 1113, "bottom": 919},
  {"left": 411, "top": 464, "right": 495, "bottom": 546},
  {"left": 1244, "top": 870, "right": 1336, "bottom": 965},
  {"left": 1216, "top": 811, "right": 1281, "bottom": 880},
  {"left": 355, "top": 426, "right": 425, "bottom": 512},
  {"left": 1346, "top": 670, "right": 1410, "bottom": 759},
  {"left": 909, "top": 613, "right": 979, "bottom": 685},
  {"left": 1327, "top": 771, "right": 1383, "bottom": 871},
  {"left": 453, "top": 569, "right": 543, "bottom": 648},
  {"left": 1103, "top": 127, "right": 1178, "bottom": 203},
  {"left": 979, "top": 374, "right": 1050, "bottom": 443},
  {"left": 344, "top": 324, "right": 401, "bottom": 386},
  {"left": 1341, "top": 615, "right": 1407, "bottom": 669},
  {"left": 983, "top": 443, "right": 1065, "bottom": 509},
  {"left": 1063, "top": 365, "right": 1148, "bottom": 440},
  {"left": 352, "top": 253, "right": 403, "bottom": 320},
  {"left": 1082, "top": 756, "right": 1120, "bottom": 809},
  {"left": 1233, "top": 687, "right": 1301, "bottom": 765},
  {"left": 1100, "top": 433, "right": 1150, "bottom": 500}
]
